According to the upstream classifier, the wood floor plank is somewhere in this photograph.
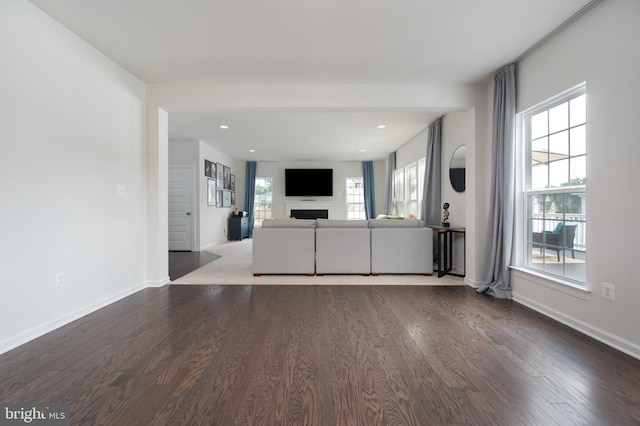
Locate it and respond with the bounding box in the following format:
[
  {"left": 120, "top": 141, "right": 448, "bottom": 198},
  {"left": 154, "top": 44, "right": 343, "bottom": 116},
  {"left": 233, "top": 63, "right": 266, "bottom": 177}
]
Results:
[{"left": 1, "top": 284, "right": 639, "bottom": 425}]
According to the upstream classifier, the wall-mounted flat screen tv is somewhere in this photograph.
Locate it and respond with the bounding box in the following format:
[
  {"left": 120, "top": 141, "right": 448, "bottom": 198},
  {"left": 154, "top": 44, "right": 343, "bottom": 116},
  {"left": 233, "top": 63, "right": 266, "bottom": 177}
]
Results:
[{"left": 285, "top": 169, "right": 333, "bottom": 197}]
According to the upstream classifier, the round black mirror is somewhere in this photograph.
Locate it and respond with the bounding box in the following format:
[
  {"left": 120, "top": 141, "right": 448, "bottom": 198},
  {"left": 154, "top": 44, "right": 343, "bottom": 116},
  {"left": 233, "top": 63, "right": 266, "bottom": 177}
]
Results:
[{"left": 449, "top": 145, "right": 466, "bottom": 193}]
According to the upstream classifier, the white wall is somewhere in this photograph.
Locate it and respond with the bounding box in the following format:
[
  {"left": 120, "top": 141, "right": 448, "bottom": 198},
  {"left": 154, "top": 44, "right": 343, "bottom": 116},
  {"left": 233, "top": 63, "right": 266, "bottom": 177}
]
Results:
[
  {"left": 441, "top": 112, "right": 470, "bottom": 230},
  {"left": 169, "top": 145, "right": 384, "bottom": 249},
  {"left": 442, "top": 112, "right": 473, "bottom": 275},
  {"left": 169, "top": 140, "right": 237, "bottom": 249},
  {"left": 394, "top": 111, "right": 477, "bottom": 277},
  {"left": 146, "top": 84, "right": 482, "bottom": 282},
  {"left": 169, "top": 140, "right": 199, "bottom": 165},
  {"left": 198, "top": 142, "right": 236, "bottom": 247},
  {"left": 512, "top": 0, "right": 640, "bottom": 358},
  {"left": 0, "top": 0, "right": 147, "bottom": 352},
  {"left": 253, "top": 161, "right": 371, "bottom": 220},
  {"left": 396, "top": 128, "right": 427, "bottom": 169}
]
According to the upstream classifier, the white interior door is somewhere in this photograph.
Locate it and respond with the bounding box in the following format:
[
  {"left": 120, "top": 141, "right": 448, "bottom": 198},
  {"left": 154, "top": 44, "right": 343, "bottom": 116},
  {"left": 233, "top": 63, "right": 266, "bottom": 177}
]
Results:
[{"left": 168, "top": 167, "right": 194, "bottom": 251}]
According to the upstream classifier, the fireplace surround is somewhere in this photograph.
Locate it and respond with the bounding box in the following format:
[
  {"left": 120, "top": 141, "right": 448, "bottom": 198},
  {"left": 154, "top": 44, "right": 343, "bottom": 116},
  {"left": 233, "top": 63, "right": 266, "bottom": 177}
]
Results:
[
  {"left": 286, "top": 202, "right": 333, "bottom": 219},
  {"left": 290, "top": 209, "right": 329, "bottom": 220}
]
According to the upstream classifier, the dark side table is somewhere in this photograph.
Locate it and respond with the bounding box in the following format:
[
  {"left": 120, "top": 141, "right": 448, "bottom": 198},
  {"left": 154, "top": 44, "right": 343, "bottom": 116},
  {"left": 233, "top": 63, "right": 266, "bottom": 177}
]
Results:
[
  {"left": 427, "top": 226, "right": 466, "bottom": 278},
  {"left": 228, "top": 216, "right": 249, "bottom": 241}
]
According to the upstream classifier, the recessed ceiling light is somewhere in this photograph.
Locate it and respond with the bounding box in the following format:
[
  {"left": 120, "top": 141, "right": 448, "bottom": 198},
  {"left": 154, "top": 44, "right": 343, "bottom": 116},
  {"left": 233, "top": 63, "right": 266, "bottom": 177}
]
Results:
[
  {"left": 360, "top": 149, "right": 367, "bottom": 152},
  {"left": 249, "top": 149, "right": 256, "bottom": 153},
  {"left": 377, "top": 124, "right": 386, "bottom": 129},
  {"left": 219, "top": 125, "right": 229, "bottom": 129}
]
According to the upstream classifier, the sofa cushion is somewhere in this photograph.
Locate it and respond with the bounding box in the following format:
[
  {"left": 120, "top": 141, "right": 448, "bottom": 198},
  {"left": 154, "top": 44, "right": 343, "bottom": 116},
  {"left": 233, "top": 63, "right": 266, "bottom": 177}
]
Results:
[
  {"left": 316, "top": 219, "right": 369, "bottom": 228},
  {"left": 252, "top": 227, "right": 316, "bottom": 274},
  {"left": 261, "top": 219, "right": 317, "bottom": 228},
  {"left": 315, "top": 227, "right": 371, "bottom": 274},
  {"left": 368, "top": 219, "right": 425, "bottom": 228},
  {"left": 370, "top": 227, "right": 433, "bottom": 274}
]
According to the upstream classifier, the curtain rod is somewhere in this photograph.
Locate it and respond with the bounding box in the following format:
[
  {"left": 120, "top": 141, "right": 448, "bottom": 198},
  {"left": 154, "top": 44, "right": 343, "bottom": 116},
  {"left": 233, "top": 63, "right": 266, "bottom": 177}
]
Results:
[{"left": 513, "top": 0, "right": 602, "bottom": 63}]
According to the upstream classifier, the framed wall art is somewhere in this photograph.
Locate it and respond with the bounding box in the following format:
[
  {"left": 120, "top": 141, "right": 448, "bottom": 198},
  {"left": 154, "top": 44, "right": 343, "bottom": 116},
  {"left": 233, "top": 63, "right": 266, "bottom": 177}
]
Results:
[
  {"left": 204, "top": 160, "right": 215, "bottom": 178},
  {"left": 216, "top": 163, "right": 224, "bottom": 188},
  {"left": 223, "top": 165, "right": 231, "bottom": 190},
  {"left": 222, "top": 190, "right": 232, "bottom": 207},
  {"left": 207, "top": 178, "right": 216, "bottom": 206}
]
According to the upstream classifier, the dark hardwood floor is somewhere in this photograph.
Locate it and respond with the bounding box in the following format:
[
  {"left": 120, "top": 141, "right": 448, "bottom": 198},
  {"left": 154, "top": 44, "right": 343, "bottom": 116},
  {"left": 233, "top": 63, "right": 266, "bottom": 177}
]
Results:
[
  {"left": 1, "top": 285, "right": 639, "bottom": 425},
  {"left": 169, "top": 251, "right": 220, "bottom": 281}
]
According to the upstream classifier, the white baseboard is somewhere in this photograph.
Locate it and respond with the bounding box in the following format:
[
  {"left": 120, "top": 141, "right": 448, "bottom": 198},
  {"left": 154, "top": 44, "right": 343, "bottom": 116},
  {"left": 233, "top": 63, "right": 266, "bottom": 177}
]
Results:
[
  {"left": 0, "top": 281, "right": 147, "bottom": 356},
  {"left": 465, "top": 277, "right": 481, "bottom": 288},
  {"left": 513, "top": 293, "right": 640, "bottom": 361},
  {"left": 147, "top": 276, "right": 170, "bottom": 287}
]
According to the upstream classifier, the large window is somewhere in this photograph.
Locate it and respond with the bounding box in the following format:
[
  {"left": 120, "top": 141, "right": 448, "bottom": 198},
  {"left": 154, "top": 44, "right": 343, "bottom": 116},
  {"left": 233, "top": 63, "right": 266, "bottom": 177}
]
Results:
[
  {"left": 522, "top": 84, "right": 586, "bottom": 284},
  {"left": 405, "top": 162, "right": 419, "bottom": 218},
  {"left": 394, "top": 169, "right": 405, "bottom": 216},
  {"left": 346, "top": 177, "right": 365, "bottom": 220},
  {"left": 394, "top": 160, "right": 424, "bottom": 218},
  {"left": 253, "top": 177, "right": 272, "bottom": 227},
  {"left": 418, "top": 157, "right": 426, "bottom": 211}
]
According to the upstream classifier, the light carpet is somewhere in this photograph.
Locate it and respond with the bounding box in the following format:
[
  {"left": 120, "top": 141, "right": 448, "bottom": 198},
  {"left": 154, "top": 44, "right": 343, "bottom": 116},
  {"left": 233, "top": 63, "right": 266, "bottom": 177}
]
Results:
[{"left": 170, "top": 238, "right": 465, "bottom": 286}]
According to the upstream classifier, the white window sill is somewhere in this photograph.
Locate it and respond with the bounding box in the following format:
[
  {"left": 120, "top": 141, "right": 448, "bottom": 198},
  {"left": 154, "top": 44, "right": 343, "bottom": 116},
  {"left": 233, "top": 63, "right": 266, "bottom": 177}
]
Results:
[{"left": 510, "top": 266, "right": 592, "bottom": 300}]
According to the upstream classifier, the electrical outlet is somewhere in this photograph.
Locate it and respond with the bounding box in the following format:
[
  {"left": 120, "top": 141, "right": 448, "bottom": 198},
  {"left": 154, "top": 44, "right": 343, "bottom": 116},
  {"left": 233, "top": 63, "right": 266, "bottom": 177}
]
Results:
[
  {"left": 55, "top": 272, "right": 66, "bottom": 288},
  {"left": 601, "top": 282, "right": 615, "bottom": 301},
  {"left": 116, "top": 184, "right": 126, "bottom": 195}
]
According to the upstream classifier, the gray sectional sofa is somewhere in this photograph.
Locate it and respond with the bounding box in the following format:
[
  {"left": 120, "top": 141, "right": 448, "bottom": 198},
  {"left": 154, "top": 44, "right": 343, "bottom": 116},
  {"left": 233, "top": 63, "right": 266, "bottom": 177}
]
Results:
[
  {"left": 251, "top": 218, "right": 317, "bottom": 275},
  {"left": 316, "top": 219, "right": 371, "bottom": 275},
  {"left": 252, "top": 218, "right": 433, "bottom": 276}
]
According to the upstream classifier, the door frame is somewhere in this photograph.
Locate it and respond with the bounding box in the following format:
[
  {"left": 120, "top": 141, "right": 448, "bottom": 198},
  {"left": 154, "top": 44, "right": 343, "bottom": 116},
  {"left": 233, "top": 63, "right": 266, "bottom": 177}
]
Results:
[{"left": 168, "top": 165, "right": 197, "bottom": 251}]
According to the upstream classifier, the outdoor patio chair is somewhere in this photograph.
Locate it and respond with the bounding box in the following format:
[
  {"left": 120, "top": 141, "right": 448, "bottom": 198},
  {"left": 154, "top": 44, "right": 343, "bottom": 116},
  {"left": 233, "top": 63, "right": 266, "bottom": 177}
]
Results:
[{"left": 532, "top": 224, "right": 578, "bottom": 261}]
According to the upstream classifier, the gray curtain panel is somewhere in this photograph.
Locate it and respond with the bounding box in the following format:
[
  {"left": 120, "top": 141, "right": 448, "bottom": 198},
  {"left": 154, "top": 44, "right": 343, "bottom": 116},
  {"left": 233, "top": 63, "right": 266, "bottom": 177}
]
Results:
[
  {"left": 383, "top": 152, "right": 396, "bottom": 215},
  {"left": 421, "top": 117, "right": 442, "bottom": 226},
  {"left": 477, "top": 63, "right": 516, "bottom": 299},
  {"left": 244, "top": 161, "right": 257, "bottom": 237},
  {"left": 362, "top": 161, "right": 376, "bottom": 219}
]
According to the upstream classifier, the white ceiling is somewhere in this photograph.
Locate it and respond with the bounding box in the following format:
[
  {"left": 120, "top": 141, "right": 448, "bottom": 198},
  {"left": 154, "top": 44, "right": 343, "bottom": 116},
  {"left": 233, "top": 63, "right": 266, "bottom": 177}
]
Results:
[{"left": 29, "top": 0, "right": 593, "bottom": 161}]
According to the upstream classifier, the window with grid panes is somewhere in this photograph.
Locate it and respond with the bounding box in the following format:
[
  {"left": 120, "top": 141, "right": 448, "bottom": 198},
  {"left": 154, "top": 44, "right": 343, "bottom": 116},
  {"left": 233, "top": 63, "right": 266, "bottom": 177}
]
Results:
[
  {"left": 405, "top": 162, "right": 418, "bottom": 218},
  {"left": 522, "top": 84, "right": 587, "bottom": 284},
  {"left": 253, "top": 177, "right": 272, "bottom": 227},
  {"left": 394, "top": 169, "right": 405, "bottom": 216},
  {"left": 346, "top": 177, "right": 365, "bottom": 220}
]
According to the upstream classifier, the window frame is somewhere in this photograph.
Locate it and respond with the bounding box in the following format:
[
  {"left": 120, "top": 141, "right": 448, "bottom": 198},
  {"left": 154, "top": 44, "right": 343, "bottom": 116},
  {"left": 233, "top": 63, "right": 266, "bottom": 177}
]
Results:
[
  {"left": 346, "top": 176, "right": 366, "bottom": 220},
  {"left": 405, "top": 162, "right": 419, "bottom": 218},
  {"left": 253, "top": 177, "right": 273, "bottom": 227},
  {"left": 518, "top": 83, "right": 587, "bottom": 288},
  {"left": 394, "top": 168, "right": 405, "bottom": 216},
  {"left": 418, "top": 157, "right": 426, "bottom": 213},
  {"left": 393, "top": 158, "right": 426, "bottom": 218}
]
